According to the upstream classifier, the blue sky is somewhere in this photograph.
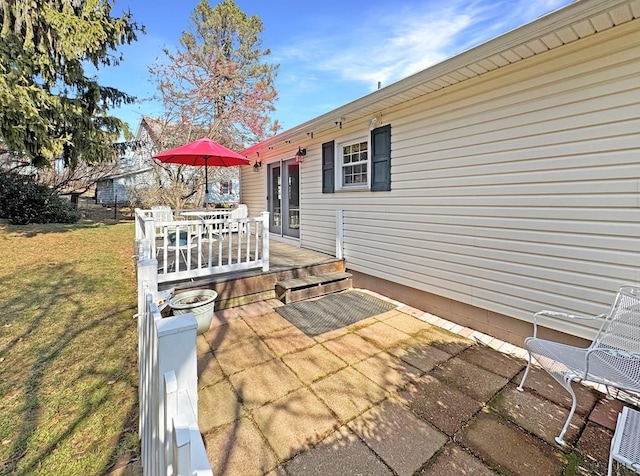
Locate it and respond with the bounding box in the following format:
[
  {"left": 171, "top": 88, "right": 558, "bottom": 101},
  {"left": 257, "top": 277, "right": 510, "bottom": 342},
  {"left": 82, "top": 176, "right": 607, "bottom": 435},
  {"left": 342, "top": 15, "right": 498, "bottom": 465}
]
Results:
[{"left": 103, "top": 0, "right": 573, "bottom": 138}]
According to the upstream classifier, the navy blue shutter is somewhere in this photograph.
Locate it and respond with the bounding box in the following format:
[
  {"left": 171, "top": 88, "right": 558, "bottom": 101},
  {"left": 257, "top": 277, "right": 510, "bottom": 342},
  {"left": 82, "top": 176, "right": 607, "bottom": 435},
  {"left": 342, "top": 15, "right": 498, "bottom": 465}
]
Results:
[
  {"left": 371, "top": 124, "right": 391, "bottom": 191},
  {"left": 322, "top": 140, "right": 335, "bottom": 193}
]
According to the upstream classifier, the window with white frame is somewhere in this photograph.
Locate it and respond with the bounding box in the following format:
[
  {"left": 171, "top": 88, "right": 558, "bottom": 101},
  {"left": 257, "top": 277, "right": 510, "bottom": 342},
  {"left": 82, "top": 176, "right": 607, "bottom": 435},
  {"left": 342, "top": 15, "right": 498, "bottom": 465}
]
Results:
[
  {"left": 340, "top": 139, "right": 368, "bottom": 187},
  {"left": 322, "top": 124, "right": 391, "bottom": 194}
]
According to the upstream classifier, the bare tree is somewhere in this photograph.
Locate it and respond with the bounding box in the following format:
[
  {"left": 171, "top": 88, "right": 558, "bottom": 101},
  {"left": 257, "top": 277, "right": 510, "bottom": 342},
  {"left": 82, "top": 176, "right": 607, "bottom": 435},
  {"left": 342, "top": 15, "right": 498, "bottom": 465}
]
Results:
[{"left": 146, "top": 0, "right": 279, "bottom": 207}]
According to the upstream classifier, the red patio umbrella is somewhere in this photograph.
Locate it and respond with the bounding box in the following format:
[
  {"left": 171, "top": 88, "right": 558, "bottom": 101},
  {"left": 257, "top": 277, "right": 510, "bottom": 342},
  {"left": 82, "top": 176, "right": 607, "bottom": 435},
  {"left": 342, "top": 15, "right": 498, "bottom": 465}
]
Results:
[{"left": 153, "top": 137, "right": 250, "bottom": 194}]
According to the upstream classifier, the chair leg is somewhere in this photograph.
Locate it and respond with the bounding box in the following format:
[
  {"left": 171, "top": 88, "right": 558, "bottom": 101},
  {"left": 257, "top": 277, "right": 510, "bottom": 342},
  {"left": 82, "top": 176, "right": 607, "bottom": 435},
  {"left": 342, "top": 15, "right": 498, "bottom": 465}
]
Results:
[
  {"left": 555, "top": 378, "right": 578, "bottom": 445},
  {"left": 517, "top": 348, "right": 533, "bottom": 392}
]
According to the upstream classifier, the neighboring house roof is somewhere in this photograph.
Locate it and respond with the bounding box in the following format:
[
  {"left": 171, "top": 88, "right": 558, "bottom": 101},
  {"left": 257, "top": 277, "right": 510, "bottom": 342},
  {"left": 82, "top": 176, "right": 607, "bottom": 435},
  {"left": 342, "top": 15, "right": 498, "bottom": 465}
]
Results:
[
  {"left": 136, "top": 116, "right": 210, "bottom": 150},
  {"left": 243, "top": 0, "right": 639, "bottom": 156},
  {"left": 135, "top": 116, "right": 167, "bottom": 146}
]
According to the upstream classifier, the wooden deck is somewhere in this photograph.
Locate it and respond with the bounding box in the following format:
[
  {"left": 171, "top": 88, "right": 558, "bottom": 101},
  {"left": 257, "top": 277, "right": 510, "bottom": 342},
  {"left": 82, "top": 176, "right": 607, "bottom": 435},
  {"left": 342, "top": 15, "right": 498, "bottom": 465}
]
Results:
[{"left": 158, "top": 240, "right": 344, "bottom": 309}]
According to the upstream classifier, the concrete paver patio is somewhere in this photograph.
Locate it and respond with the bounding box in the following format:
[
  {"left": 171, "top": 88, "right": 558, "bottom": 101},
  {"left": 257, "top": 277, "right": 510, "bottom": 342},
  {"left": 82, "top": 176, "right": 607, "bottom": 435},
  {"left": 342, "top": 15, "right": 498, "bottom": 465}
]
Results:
[{"left": 196, "top": 290, "right": 639, "bottom": 475}]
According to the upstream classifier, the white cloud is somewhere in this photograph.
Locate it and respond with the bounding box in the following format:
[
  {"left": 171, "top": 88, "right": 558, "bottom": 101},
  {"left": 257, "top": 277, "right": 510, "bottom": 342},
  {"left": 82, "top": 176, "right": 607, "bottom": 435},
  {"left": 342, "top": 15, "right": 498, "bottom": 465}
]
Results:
[{"left": 277, "top": 0, "right": 573, "bottom": 91}]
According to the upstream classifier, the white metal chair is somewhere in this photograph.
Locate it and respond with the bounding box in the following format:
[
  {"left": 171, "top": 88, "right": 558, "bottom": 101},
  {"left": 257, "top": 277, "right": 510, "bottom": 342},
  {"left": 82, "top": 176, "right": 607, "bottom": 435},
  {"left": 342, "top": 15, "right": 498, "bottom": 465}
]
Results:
[
  {"left": 517, "top": 285, "right": 640, "bottom": 445},
  {"left": 229, "top": 204, "right": 248, "bottom": 234},
  {"left": 162, "top": 224, "right": 199, "bottom": 272},
  {"left": 609, "top": 406, "right": 640, "bottom": 475},
  {"left": 215, "top": 204, "right": 248, "bottom": 238},
  {"left": 150, "top": 205, "right": 175, "bottom": 239}
]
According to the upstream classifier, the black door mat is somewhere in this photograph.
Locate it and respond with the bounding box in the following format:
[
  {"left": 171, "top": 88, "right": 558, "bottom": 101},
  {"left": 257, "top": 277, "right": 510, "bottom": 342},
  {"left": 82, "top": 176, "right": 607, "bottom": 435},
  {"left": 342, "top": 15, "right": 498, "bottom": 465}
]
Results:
[{"left": 275, "top": 290, "right": 396, "bottom": 337}]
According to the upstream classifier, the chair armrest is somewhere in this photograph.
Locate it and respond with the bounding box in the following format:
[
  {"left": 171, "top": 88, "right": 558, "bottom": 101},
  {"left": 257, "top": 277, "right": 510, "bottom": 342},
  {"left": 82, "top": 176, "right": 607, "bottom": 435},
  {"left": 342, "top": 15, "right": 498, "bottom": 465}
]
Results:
[
  {"left": 534, "top": 310, "right": 605, "bottom": 321},
  {"left": 530, "top": 311, "right": 607, "bottom": 338}
]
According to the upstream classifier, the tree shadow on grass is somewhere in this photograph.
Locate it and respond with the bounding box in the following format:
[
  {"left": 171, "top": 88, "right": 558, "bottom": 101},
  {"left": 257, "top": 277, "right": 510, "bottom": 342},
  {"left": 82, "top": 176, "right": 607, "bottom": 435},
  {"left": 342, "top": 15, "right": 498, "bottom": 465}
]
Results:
[
  {"left": 0, "top": 261, "right": 138, "bottom": 475},
  {"left": 1, "top": 218, "right": 133, "bottom": 239}
]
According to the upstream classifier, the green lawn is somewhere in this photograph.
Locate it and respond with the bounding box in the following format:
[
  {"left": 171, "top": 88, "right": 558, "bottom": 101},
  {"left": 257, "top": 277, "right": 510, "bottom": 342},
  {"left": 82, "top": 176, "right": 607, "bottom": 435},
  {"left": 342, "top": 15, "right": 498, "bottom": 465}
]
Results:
[{"left": 0, "top": 218, "right": 140, "bottom": 475}]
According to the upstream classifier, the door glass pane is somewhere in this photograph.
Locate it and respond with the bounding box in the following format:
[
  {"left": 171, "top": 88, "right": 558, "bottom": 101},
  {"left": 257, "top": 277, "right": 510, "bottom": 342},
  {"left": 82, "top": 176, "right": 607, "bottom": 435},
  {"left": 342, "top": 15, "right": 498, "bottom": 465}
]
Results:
[
  {"left": 271, "top": 166, "right": 281, "bottom": 230},
  {"left": 287, "top": 162, "right": 299, "bottom": 230}
]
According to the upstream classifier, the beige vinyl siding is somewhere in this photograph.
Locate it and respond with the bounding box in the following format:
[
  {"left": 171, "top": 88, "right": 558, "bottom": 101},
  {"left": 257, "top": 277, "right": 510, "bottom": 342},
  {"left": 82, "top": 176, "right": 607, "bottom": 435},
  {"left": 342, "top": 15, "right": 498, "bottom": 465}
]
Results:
[
  {"left": 239, "top": 161, "right": 266, "bottom": 218},
  {"left": 299, "top": 20, "right": 640, "bottom": 340}
]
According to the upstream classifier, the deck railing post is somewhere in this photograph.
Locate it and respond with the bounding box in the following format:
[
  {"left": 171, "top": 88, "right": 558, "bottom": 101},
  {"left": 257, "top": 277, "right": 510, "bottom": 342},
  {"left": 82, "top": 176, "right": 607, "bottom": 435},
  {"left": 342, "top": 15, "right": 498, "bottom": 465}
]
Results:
[
  {"left": 155, "top": 313, "right": 198, "bottom": 476},
  {"left": 135, "top": 208, "right": 143, "bottom": 239},
  {"left": 336, "top": 209, "right": 344, "bottom": 259},
  {"left": 261, "top": 211, "right": 270, "bottom": 271},
  {"left": 143, "top": 217, "right": 156, "bottom": 259},
  {"left": 136, "top": 260, "right": 158, "bottom": 475}
]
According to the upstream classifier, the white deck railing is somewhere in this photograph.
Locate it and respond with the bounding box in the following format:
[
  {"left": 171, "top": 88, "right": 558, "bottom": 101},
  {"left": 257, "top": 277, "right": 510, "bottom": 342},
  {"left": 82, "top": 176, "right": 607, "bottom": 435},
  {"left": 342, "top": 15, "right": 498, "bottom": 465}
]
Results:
[
  {"left": 137, "top": 260, "right": 213, "bottom": 476},
  {"left": 135, "top": 208, "right": 270, "bottom": 284}
]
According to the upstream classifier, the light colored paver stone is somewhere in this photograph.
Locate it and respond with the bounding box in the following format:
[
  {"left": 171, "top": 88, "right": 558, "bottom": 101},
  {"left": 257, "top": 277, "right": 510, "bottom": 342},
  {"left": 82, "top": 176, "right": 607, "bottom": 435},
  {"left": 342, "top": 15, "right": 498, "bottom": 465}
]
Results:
[
  {"left": 311, "top": 325, "right": 350, "bottom": 343},
  {"left": 235, "top": 300, "right": 278, "bottom": 318},
  {"left": 389, "top": 340, "right": 451, "bottom": 373},
  {"left": 417, "top": 443, "right": 498, "bottom": 475},
  {"left": 243, "top": 310, "right": 292, "bottom": 336},
  {"left": 353, "top": 351, "right": 422, "bottom": 393},
  {"left": 196, "top": 334, "right": 211, "bottom": 355},
  {"left": 252, "top": 388, "right": 339, "bottom": 461},
  {"left": 396, "top": 374, "right": 481, "bottom": 436},
  {"left": 284, "top": 426, "right": 391, "bottom": 476},
  {"left": 197, "top": 351, "right": 224, "bottom": 388},
  {"left": 439, "top": 320, "right": 457, "bottom": 331},
  {"left": 204, "top": 417, "right": 279, "bottom": 476},
  {"left": 262, "top": 326, "right": 316, "bottom": 356},
  {"left": 458, "top": 327, "right": 475, "bottom": 338},
  {"left": 431, "top": 357, "right": 508, "bottom": 403},
  {"left": 489, "top": 384, "right": 585, "bottom": 446},
  {"left": 470, "top": 330, "right": 494, "bottom": 346},
  {"left": 214, "top": 336, "right": 275, "bottom": 375},
  {"left": 199, "top": 380, "right": 243, "bottom": 433},
  {"left": 229, "top": 358, "right": 302, "bottom": 409},
  {"left": 311, "top": 366, "right": 387, "bottom": 423},
  {"left": 458, "top": 413, "right": 564, "bottom": 476},
  {"left": 488, "top": 338, "right": 505, "bottom": 351},
  {"left": 321, "top": 333, "right": 381, "bottom": 364},
  {"left": 355, "top": 321, "right": 412, "bottom": 349},
  {"left": 374, "top": 309, "right": 404, "bottom": 321},
  {"left": 383, "top": 312, "right": 434, "bottom": 335},
  {"left": 203, "top": 319, "right": 256, "bottom": 350},
  {"left": 498, "top": 341, "right": 517, "bottom": 355},
  {"left": 264, "top": 298, "right": 285, "bottom": 309},
  {"left": 347, "top": 316, "right": 381, "bottom": 332},
  {"left": 212, "top": 306, "right": 242, "bottom": 326},
  {"left": 282, "top": 344, "right": 347, "bottom": 384},
  {"left": 348, "top": 399, "right": 447, "bottom": 476},
  {"left": 397, "top": 304, "right": 425, "bottom": 318}
]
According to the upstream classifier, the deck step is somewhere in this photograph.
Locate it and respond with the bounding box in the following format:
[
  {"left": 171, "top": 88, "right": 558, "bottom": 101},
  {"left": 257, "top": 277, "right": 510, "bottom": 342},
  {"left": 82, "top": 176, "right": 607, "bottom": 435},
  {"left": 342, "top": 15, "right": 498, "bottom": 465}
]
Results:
[{"left": 275, "top": 271, "right": 352, "bottom": 304}]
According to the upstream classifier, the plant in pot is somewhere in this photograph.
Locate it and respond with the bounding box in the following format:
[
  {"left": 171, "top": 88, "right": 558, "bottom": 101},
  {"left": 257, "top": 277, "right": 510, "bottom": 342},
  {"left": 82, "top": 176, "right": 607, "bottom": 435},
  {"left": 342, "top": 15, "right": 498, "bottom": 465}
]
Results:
[{"left": 169, "top": 289, "right": 218, "bottom": 334}]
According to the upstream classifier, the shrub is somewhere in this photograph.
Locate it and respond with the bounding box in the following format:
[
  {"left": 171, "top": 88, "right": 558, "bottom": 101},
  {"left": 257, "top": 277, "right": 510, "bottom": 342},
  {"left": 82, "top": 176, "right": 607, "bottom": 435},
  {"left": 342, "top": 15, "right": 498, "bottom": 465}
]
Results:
[{"left": 0, "top": 170, "right": 79, "bottom": 224}]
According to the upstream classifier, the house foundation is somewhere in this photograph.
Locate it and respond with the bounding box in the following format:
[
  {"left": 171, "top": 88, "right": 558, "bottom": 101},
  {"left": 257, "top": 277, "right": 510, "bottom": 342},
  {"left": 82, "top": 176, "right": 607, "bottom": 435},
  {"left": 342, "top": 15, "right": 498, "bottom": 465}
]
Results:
[{"left": 350, "top": 270, "right": 590, "bottom": 349}]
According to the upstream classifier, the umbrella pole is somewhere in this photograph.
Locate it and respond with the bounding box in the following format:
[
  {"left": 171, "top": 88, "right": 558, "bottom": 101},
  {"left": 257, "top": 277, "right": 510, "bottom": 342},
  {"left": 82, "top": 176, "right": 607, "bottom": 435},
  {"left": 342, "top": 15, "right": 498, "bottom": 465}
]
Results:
[{"left": 205, "top": 156, "right": 209, "bottom": 195}]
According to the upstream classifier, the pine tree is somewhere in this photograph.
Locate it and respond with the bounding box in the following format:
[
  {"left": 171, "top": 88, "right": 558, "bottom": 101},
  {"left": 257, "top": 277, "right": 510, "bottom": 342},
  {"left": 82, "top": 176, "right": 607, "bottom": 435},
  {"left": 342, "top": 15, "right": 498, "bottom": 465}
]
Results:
[{"left": 0, "top": 0, "right": 143, "bottom": 167}]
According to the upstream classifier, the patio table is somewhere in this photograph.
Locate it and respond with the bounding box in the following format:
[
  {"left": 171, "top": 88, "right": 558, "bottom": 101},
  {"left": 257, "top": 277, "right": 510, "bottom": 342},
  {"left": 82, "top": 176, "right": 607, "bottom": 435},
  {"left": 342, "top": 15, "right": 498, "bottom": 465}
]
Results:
[{"left": 181, "top": 210, "right": 233, "bottom": 237}]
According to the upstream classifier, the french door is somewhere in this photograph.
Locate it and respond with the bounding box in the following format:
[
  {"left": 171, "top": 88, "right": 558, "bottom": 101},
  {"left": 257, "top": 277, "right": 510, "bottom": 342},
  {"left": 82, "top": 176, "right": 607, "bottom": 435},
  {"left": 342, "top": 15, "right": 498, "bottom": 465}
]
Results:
[{"left": 268, "top": 159, "right": 299, "bottom": 239}]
